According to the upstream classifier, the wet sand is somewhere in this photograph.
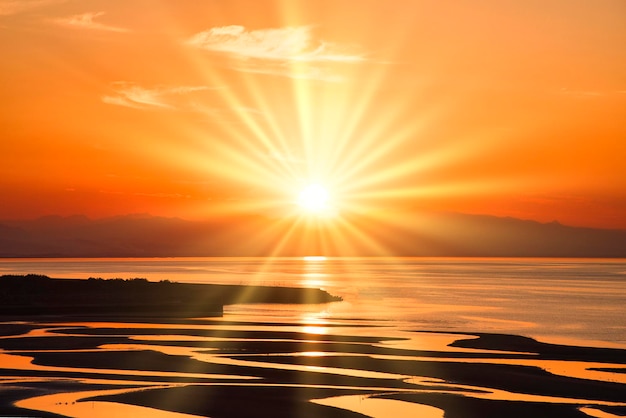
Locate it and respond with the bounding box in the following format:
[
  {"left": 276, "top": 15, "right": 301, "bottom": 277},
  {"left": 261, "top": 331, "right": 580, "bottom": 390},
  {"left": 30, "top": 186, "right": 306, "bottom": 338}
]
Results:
[{"left": 1, "top": 315, "right": 626, "bottom": 418}]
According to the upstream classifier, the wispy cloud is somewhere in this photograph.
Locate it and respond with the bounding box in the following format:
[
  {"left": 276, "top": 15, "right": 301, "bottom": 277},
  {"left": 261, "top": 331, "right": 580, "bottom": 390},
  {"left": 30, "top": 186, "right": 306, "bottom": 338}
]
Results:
[
  {"left": 187, "top": 25, "right": 364, "bottom": 62},
  {"left": 102, "top": 82, "right": 221, "bottom": 110},
  {"left": 186, "top": 25, "right": 365, "bottom": 81},
  {"left": 53, "top": 11, "right": 129, "bottom": 33}
]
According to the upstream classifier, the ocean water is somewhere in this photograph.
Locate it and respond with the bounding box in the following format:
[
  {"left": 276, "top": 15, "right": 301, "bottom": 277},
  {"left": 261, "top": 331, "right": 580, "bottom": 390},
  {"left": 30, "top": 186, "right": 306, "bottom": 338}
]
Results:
[
  {"left": 1, "top": 257, "right": 626, "bottom": 417},
  {"left": 1, "top": 257, "right": 625, "bottom": 347}
]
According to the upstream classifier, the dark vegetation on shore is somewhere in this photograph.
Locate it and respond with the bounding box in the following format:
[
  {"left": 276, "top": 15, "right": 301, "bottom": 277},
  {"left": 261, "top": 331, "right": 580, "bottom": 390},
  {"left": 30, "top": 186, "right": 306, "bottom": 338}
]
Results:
[{"left": 0, "top": 274, "right": 342, "bottom": 317}]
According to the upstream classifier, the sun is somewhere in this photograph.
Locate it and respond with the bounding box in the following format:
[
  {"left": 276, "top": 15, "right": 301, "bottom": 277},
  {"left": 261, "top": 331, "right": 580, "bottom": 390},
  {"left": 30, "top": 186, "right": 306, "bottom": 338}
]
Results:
[{"left": 297, "top": 184, "right": 330, "bottom": 213}]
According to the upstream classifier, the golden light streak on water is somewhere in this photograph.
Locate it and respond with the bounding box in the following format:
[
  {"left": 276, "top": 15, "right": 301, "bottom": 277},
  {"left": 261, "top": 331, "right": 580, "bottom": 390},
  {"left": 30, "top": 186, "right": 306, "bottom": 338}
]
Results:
[
  {"left": 0, "top": 352, "right": 254, "bottom": 381},
  {"left": 16, "top": 386, "right": 204, "bottom": 418},
  {"left": 300, "top": 325, "right": 327, "bottom": 335},
  {"left": 580, "top": 406, "right": 625, "bottom": 418},
  {"left": 313, "top": 395, "right": 445, "bottom": 418}
]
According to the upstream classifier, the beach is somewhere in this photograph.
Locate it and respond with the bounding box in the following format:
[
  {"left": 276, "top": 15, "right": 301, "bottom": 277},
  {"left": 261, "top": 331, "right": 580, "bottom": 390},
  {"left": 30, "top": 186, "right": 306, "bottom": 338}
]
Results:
[{"left": 1, "top": 257, "right": 625, "bottom": 417}]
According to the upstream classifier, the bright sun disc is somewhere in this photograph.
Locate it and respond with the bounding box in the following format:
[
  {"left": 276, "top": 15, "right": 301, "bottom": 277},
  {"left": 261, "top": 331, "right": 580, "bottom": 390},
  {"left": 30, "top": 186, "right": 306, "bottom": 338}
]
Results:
[{"left": 298, "top": 184, "right": 329, "bottom": 213}]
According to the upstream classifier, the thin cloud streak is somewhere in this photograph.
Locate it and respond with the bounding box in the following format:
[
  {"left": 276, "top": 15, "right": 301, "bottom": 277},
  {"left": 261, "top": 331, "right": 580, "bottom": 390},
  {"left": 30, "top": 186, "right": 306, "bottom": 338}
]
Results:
[
  {"left": 102, "top": 83, "right": 221, "bottom": 110},
  {"left": 53, "top": 11, "right": 129, "bottom": 33}
]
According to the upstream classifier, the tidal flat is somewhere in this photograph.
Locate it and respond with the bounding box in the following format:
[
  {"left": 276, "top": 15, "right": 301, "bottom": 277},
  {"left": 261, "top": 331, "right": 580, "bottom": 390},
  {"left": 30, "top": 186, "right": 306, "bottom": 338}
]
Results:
[
  {"left": 1, "top": 258, "right": 626, "bottom": 417},
  {"left": 1, "top": 316, "right": 626, "bottom": 418}
]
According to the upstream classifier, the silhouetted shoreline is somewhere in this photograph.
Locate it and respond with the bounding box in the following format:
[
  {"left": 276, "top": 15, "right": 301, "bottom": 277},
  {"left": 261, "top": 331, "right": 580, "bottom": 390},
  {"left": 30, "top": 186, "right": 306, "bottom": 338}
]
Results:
[{"left": 0, "top": 274, "right": 342, "bottom": 317}]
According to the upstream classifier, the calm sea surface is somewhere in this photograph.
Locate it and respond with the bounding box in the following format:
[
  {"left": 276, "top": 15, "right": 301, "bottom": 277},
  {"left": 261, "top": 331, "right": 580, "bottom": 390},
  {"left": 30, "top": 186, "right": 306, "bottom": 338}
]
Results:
[{"left": 1, "top": 257, "right": 625, "bottom": 347}]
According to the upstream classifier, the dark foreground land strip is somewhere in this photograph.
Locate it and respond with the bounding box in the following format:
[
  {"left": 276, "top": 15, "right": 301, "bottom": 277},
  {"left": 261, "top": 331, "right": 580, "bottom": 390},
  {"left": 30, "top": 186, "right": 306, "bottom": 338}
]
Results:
[{"left": 0, "top": 274, "right": 342, "bottom": 317}]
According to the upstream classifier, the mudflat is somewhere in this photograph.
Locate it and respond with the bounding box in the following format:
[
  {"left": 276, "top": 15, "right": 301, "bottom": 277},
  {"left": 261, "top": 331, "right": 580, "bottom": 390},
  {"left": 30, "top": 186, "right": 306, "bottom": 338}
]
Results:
[{"left": 1, "top": 315, "right": 625, "bottom": 418}]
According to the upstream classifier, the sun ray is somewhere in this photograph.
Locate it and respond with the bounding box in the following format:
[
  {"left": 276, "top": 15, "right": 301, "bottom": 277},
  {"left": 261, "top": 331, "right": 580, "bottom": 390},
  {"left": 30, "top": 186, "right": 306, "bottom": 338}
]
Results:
[
  {"left": 262, "top": 216, "right": 309, "bottom": 257},
  {"left": 334, "top": 215, "right": 391, "bottom": 256},
  {"left": 139, "top": 1, "right": 560, "bottom": 257},
  {"left": 183, "top": 52, "right": 300, "bottom": 185}
]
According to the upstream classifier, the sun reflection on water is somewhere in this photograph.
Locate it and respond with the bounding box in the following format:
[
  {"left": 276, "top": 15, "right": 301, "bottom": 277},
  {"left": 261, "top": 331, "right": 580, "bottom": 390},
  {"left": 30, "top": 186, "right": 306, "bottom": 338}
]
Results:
[
  {"left": 301, "top": 255, "right": 330, "bottom": 289},
  {"left": 299, "top": 351, "right": 327, "bottom": 357},
  {"left": 300, "top": 325, "right": 327, "bottom": 335},
  {"left": 299, "top": 312, "right": 331, "bottom": 335}
]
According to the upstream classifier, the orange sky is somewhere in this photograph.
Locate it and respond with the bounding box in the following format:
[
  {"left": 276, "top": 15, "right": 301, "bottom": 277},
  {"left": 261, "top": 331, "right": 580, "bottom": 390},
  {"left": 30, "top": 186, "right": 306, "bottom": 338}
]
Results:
[{"left": 1, "top": 0, "right": 625, "bottom": 230}]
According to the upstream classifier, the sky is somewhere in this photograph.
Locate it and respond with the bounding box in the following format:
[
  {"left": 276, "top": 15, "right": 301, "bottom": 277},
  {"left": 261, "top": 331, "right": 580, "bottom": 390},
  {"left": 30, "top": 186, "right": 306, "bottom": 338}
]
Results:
[{"left": 1, "top": 0, "right": 625, "bottom": 232}]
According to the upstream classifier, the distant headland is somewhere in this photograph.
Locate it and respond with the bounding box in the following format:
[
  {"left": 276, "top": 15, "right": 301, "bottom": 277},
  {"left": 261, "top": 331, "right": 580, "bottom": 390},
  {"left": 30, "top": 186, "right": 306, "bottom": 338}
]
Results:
[{"left": 0, "top": 274, "right": 342, "bottom": 317}]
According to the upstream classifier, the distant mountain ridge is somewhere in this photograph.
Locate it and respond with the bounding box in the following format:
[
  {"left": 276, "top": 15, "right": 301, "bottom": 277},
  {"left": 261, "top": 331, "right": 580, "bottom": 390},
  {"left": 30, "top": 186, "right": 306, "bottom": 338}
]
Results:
[
  {"left": 0, "top": 214, "right": 240, "bottom": 257},
  {"left": 403, "top": 212, "right": 626, "bottom": 258},
  {"left": 0, "top": 213, "right": 625, "bottom": 257}
]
